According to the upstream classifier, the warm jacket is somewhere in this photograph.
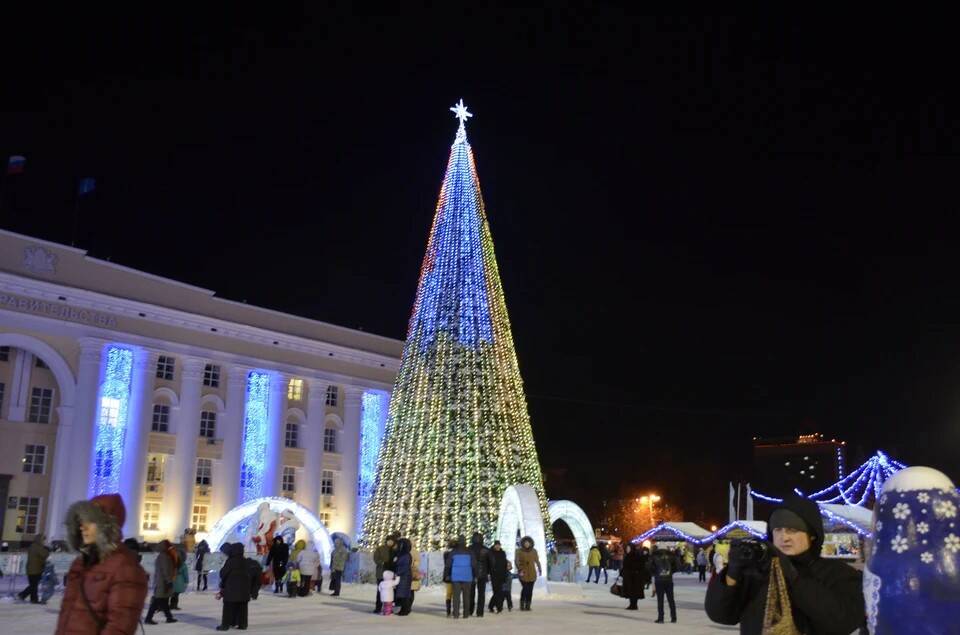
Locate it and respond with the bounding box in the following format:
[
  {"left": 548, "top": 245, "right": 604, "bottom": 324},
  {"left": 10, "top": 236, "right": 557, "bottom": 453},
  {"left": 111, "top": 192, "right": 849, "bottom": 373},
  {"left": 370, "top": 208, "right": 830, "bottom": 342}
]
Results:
[
  {"left": 331, "top": 543, "right": 350, "bottom": 572},
  {"left": 488, "top": 548, "right": 509, "bottom": 585},
  {"left": 696, "top": 550, "right": 708, "bottom": 567},
  {"left": 152, "top": 549, "right": 175, "bottom": 598},
  {"left": 54, "top": 494, "right": 148, "bottom": 635},
  {"left": 379, "top": 571, "right": 400, "bottom": 603},
  {"left": 245, "top": 557, "right": 263, "bottom": 599},
  {"left": 446, "top": 539, "right": 477, "bottom": 583},
  {"left": 265, "top": 537, "right": 289, "bottom": 575},
  {"left": 650, "top": 549, "right": 676, "bottom": 581},
  {"left": 515, "top": 537, "right": 541, "bottom": 583},
  {"left": 394, "top": 539, "right": 413, "bottom": 598},
  {"left": 587, "top": 546, "right": 602, "bottom": 567},
  {"left": 469, "top": 532, "right": 490, "bottom": 580},
  {"left": 296, "top": 543, "right": 321, "bottom": 578},
  {"left": 705, "top": 494, "right": 865, "bottom": 635},
  {"left": 220, "top": 543, "right": 253, "bottom": 603},
  {"left": 194, "top": 541, "right": 210, "bottom": 572},
  {"left": 172, "top": 551, "right": 189, "bottom": 594},
  {"left": 290, "top": 539, "right": 306, "bottom": 565},
  {"left": 621, "top": 548, "right": 647, "bottom": 599},
  {"left": 373, "top": 541, "right": 395, "bottom": 579},
  {"left": 26, "top": 539, "right": 51, "bottom": 576}
]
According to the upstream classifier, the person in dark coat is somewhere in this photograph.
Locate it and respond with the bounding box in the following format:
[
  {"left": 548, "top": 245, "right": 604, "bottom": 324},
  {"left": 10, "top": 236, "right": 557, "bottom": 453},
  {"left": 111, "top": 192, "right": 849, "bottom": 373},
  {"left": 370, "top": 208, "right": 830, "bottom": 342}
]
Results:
[
  {"left": 144, "top": 540, "right": 177, "bottom": 624},
  {"left": 468, "top": 532, "right": 491, "bottom": 617},
  {"left": 371, "top": 533, "right": 398, "bottom": 613},
  {"left": 195, "top": 539, "right": 211, "bottom": 591},
  {"left": 19, "top": 535, "right": 50, "bottom": 603},
  {"left": 487, "top": 540, "right": 509, "bottom": 613},
  {"left": 651, "top": 547, "right": 678, "bottom": 623},
  {"left": 394, "top": 538, "right": 414, "bottom": 615},
  {"left": 598, "top": 542, "right": 611, "bottom": 583},
  {"left": 705, "top": 494, "right": 866, "bottom": 634},
  {"left": 217, "top": 543, "right": 253, "bottom": 631},
  {"left": 621, "top": 543, "right": 646, "bottom": 609},
  {"left": 265, "top": 535, "right": 289, "bottom": 594}
]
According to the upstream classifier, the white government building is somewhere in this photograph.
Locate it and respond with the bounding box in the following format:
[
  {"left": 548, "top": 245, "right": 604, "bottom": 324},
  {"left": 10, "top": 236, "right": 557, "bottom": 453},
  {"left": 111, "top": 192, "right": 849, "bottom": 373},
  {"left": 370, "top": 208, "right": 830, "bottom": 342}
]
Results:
[{"left": 0, "top": 228, "right": 401, "bottom": 545}]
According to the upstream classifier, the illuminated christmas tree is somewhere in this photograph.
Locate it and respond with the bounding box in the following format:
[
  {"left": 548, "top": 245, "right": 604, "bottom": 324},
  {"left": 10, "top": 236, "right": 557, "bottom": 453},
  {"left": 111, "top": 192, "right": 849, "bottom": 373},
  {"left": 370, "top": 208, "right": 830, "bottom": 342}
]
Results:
[{"left": 359, "top": 101, "right": 550, "bottom": 548}]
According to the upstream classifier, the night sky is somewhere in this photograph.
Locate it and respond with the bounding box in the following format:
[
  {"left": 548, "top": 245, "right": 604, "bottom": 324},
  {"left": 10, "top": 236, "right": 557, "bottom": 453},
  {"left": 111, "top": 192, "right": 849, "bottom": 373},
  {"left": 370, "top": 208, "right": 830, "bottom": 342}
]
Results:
[{"left": 2, "top": 7, "right": 959, "bottom": 524}]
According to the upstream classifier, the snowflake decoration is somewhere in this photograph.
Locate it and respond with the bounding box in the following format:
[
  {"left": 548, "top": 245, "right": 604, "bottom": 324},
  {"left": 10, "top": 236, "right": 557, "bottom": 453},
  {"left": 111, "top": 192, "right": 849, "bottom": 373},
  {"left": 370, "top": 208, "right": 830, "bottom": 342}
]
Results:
[
  {"left": 945, "top": 533, "right": 960, "bottom": 554},
  {"left": 892, "top": 503, "right": 912, "bottom": 520},
  {"left": 921, "top": 551, "right": 934, "bottom": 564},
  {"left": 934, "top": 500, "right": 957, "bottom": 519},
  {"left": 876, "top": 521, "right": 883, "bottom": 531},
  {"left": 879, "top": 494, "right": 888, "bottom": 505},
  {"left": 917, "top": 492, "right": 930, "bottom": 504},
  {"left": 917, "top": 522, "right": 930, "bottom": 534},
  {"left": 891, "top": 535, "right": 909, "bottom": 554}
]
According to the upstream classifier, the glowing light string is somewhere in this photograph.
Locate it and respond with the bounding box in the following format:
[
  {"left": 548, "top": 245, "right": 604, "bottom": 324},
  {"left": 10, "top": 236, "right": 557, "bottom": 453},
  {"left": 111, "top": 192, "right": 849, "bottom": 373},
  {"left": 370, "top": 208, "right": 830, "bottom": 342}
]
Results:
[
  {"left": 89, "top": 345, "right": 133, "bottom": 497},
  {"left": 239, "top": 371, "right": 270, "bottom": 503}
]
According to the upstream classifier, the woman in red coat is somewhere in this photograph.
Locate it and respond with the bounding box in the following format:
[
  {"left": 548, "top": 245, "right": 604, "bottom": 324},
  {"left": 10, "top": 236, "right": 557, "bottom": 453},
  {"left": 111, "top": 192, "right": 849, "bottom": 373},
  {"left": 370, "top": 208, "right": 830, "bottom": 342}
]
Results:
[{"left": 55, "top": 493, "right": 148, "bottom": 635}]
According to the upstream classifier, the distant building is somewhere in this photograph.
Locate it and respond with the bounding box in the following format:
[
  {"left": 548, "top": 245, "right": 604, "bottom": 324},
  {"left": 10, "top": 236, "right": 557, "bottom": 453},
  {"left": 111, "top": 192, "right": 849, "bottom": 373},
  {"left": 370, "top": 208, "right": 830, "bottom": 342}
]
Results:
[{"left": 752, "top": 433, "right": 845, "bottom": 499}]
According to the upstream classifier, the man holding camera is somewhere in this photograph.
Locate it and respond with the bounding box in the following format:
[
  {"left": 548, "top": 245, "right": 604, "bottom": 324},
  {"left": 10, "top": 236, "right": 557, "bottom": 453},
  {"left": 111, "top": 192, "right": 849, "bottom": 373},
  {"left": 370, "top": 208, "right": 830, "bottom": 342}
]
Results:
[{"left": 705, "top": 494, "right": 865, "bottom": 634}]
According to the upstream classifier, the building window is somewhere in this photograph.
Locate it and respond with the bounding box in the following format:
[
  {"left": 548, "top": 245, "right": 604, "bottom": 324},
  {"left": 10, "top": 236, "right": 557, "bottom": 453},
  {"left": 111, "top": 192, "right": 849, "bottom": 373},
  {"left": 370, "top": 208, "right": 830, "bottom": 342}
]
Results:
[
  {"left": 99, "top": 396, "right": 120, "bottom": 427},
  {"left": 196, "top": 458, "right": 212, "bottom": 486},
  {"left": 203, "top": 364, "right": 220, "bottom": 388},
  {"left": 321, "top": 470, "right": 334, "bottom": 495},
  {"left": 152, "top": 404, "right": 170, "bottom": 432},
  {"left": 325, "top": 385, "right": 338, "bottom": 407},
  {"left": 28, "top": 387, "right": 53, "bottom": 423},
  {"left": 199, "top": 411, "right": 217, "bottom": 438},
  {"left": 22, "top": 444, "right": 46, "bottom": 474},
  {"left": 191, "top": 505, "right": 208, "bottom": 532},
  {"left": 142, "top": 502, "right": 160, "bottom": 531},
  {"left": 156, "top": 355, "right": 175, "bottom": 380},
  {"left": 0, "top": 381, "right": 5, "bottom": 413},
  {"left": 287, "top": 378, "right": 303, "bottom": 401},
  {"left": 282, "top": 466, "right": 296, "bottom": 493},
  {"left": 0, "top": 346, "right": 9, "bottom": 362},
  {"left": 35, "top": 357, "right": 48, "bottom": 369},
  {"left": 146, "top": 454, "right": 165, "bottom": 484},
  {"left": 285, "top": 421, "right": 299, "bottom": 448},
  {"left": 16, "top": 497, "right": 40, "bottom": 534},
  {"left": 323, "top": 428, "right": 337, "bottom": 453},
  {"left": 319, "top": 511, "right": 331, "bottom": 525}
]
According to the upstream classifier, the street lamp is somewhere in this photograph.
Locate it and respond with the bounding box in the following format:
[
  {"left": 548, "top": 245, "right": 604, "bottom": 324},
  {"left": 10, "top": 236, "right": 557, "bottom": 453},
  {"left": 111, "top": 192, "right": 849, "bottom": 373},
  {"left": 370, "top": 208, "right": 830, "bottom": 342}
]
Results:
[{"left": 639, "top": 494, "right": 661, "bottom": 527}]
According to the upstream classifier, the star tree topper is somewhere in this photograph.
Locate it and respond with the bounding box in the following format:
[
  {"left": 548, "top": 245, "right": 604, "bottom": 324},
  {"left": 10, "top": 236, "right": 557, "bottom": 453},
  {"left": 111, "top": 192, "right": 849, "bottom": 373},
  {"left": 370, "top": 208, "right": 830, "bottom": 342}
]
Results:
[{"left": 451, "top": 98, "right": 472, "bottom": 143}]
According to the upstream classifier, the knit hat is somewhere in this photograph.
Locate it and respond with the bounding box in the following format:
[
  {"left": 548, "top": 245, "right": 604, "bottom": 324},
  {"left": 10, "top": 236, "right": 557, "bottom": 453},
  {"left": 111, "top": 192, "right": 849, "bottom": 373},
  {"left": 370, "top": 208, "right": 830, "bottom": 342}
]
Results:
[{"left": 769, "top": 509, "right": 810, "bottom": 533}]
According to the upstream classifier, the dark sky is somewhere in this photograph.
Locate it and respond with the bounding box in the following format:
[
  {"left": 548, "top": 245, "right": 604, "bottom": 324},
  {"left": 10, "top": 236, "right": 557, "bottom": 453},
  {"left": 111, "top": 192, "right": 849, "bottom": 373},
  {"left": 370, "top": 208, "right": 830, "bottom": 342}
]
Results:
[{"left": 2, "top": 7, "right": 959, "bottom": 523}]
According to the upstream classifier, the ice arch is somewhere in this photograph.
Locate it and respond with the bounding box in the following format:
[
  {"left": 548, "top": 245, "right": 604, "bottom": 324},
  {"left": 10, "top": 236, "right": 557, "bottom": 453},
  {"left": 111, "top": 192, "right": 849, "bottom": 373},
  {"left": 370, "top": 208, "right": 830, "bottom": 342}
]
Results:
[
  {"left": 496, "top": 484, "right": 547, "bottom": 588},
  {"left": 206, "top": 496, "right": 334, "bottom": 567},
  {"left": 548, "top": 500, "right": 595, "bottom": 568}
]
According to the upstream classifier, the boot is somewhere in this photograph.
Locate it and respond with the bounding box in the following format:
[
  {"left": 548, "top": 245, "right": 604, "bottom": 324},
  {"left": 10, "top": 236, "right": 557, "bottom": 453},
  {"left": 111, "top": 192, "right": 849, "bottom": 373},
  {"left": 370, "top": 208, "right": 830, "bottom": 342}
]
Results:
[{"left": 446, "top": 599, "right": 452, "bottom": 616}]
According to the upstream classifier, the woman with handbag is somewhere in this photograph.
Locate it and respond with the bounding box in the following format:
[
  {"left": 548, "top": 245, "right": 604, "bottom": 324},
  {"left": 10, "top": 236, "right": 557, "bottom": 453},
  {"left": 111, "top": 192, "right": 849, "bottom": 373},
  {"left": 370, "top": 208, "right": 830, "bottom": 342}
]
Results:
[{"left": 620, "top": 543, "right": 646, "bottom": 610}]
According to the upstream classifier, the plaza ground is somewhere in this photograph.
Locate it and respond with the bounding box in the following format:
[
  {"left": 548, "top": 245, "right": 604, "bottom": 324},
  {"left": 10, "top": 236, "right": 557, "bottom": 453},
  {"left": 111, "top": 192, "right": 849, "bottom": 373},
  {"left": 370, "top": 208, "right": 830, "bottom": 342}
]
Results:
[{"left": 0, "top": 574, "right": 737, "bottom": 634}]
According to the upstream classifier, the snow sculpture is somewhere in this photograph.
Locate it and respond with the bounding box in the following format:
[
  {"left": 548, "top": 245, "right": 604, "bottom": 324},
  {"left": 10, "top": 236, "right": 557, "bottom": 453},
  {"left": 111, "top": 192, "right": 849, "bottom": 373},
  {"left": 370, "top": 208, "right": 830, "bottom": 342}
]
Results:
[
  {"left": 496, "top": 484, "right": 547, "bottom": 588},
  {"left": 865, "top": 466, "right": 960, "bottom": 634}
]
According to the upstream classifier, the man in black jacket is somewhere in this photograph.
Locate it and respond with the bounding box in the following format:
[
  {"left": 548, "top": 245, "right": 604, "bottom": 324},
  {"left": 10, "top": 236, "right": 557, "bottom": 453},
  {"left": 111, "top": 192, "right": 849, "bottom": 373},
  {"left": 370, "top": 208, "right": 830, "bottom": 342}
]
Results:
[
  {"left": 705, "top": 494, "right": 866, "bottom": 634},
  {"left": 651, "top": 547, "right": 677, "bottom": 624},
  {"left": 468, "top": 532, "right": 491, "bottom": 617}
]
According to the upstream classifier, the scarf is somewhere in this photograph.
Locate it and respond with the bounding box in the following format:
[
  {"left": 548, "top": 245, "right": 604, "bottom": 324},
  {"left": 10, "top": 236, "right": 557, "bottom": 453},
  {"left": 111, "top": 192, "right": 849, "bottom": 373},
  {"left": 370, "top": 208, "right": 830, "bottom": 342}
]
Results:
[{"left": 762, "top": 557, "right": 802, "bottom": 635}]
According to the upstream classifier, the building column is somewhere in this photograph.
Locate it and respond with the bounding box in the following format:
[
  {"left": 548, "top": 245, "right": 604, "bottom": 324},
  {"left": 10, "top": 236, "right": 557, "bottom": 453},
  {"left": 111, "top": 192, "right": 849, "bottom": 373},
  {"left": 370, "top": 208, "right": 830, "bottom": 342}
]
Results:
[
  {"left": 302, "top": 379, "right": 329, "bottom": 515},
  {"left": 340, "top": 386, "right": 363, "bottom": 540},
  {"left": 45, "top": 403, "right": 73, "bottom": 539},
  {"left": 118, "top": 349, "right": 157, "bottom": 540},
  {"left": 7, "top": 349, "right": 33, "bottom": 422},
  {"left": 216, "top": 366, "right": 249, "bottom": 520},
  {"left": 165, "top": 357, "right": 204, "bottom": 541},
  {"left": 66, "top": 339, "right": 104, "bottom": 507},
  {"left": 264, "top": 373, "right": 287, "bottom": 498}
]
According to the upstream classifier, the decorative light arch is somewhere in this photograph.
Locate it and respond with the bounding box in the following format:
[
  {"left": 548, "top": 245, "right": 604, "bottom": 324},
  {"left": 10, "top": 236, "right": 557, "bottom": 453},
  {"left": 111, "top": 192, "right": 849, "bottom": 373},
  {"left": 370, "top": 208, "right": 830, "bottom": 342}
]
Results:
[
  {"left": 496, "top": 484, "right": 547, "bottom": 587},
  {"left": 548, "top": 500, "right": 595, "bottom": 568},
  {"left": 206, "top": 496, "right": 334, "bottom": 566}
]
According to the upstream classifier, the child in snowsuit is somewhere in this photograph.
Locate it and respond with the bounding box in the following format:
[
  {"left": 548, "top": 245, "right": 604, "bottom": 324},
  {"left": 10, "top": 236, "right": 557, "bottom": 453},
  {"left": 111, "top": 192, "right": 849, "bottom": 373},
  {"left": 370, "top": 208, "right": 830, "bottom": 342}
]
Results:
[
  {"left": 283, "top": 562, "right": 301, "bottom": 598},
  {"left": 39, "top": 561, "right": 57, "bottom": 604},
  {"left": 378, "top": 570, "right": 400, "bottom": 615}
]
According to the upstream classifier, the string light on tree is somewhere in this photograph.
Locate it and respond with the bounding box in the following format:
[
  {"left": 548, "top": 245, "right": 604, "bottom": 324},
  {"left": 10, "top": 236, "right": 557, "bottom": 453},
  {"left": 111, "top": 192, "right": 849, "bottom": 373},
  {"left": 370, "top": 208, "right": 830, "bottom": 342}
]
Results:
[{"left": 358, "top": 101, "right": 551, "bottom": 548}]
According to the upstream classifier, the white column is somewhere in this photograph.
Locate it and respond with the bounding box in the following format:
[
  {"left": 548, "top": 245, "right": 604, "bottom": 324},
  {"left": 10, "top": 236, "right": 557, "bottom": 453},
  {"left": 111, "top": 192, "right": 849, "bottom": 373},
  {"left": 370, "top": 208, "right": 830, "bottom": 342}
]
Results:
[
  {"left": 302, "top": 379, "right": 329, "bottom": 515},
  {"left": 340, "top": 387, "right": 363, "bottom": 541},
  {"left": 217, "top": 366, "right": 249, "bottom": 519},
  {"left": 118, "top": 349, "right": 157, "bottom": 540},
  {"left": 165, "top": 357, "right": 204, "bottom": 540},
  {"left": 67, "top": 339, "right": 104, "bottom": 506},
  {"left": 7, "top": 349, "right": 32, "bottom": 421},
  {"left": 263, "top": 373, "right": 287, "bottom": 498},
  {"left": 45, "top": 403, "right": 73, "bottom": 539}
]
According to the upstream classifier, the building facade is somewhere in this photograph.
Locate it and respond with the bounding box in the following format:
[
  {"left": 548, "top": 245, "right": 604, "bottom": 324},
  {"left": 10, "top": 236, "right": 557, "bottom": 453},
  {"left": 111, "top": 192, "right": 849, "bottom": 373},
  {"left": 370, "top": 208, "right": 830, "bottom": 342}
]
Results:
[
  {"left": 0, "top": 229, "right": 401, "bottom": 545},
  {"left": 752, "top": 433, "right": 846, "bottom": 498}
]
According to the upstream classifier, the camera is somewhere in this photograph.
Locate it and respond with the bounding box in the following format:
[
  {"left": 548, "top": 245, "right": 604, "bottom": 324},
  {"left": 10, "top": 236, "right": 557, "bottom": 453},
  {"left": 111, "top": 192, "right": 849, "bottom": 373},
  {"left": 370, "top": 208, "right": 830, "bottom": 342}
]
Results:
[{"left": 730, "top": 539, "right": 771, "bottom": 570}]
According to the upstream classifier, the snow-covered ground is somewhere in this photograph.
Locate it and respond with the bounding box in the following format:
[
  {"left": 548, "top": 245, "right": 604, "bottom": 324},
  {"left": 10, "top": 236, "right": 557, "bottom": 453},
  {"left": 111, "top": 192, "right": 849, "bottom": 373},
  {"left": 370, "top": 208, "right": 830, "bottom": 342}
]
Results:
[{"left": 0, "top": 574, "right": 736, "bottom": 634}]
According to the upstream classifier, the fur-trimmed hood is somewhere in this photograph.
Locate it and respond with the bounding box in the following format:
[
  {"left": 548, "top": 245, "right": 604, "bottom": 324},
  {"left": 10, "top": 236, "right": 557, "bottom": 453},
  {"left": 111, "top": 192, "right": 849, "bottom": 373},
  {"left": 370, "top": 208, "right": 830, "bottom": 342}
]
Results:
[{"left": 64, "top": 493, "right": 126, "bottom": 557}]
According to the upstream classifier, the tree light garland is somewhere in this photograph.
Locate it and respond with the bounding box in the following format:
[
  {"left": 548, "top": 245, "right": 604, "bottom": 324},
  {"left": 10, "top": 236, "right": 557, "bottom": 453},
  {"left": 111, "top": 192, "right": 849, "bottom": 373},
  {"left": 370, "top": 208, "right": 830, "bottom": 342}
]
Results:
[{"left": 359, "top": 102, "right": 551, "bottom": 549}]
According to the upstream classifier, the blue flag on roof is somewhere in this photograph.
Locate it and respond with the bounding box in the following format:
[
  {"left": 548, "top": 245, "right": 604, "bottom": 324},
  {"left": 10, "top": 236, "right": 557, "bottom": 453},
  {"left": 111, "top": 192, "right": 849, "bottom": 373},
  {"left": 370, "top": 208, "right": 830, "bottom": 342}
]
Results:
[{"left": 78, "top": 177, "right": 96, "bottom": 196}]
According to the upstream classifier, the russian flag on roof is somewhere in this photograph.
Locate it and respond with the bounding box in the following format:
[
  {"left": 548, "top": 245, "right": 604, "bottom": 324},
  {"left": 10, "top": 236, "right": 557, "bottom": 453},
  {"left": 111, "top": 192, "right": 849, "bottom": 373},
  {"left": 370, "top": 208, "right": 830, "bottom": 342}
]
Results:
[{"left": 6, "top": 155, "right": 25, "bottom": 175}]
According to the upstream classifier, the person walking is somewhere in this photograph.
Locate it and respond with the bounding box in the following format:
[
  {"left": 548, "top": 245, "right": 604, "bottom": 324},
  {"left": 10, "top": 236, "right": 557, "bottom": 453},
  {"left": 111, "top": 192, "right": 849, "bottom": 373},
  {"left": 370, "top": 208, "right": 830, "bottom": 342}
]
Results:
[
  {"left": 651, "top": 547, "right": 678, "bottom": 623},
  {"left": 145, "top": 540, "right": 178, "bottom": 624},
  {"left": 445, "top": 535, "right": 476, "bottom": 619},
  {"left": 621, "top": 543, "right": 646, "bottom": 609},
  {"left": 282, "top": 562, "right": 301, "bottom": 598},
  {"left": 515, "top": 535, "right": 542, "bottom": 611},
  {"left": 487, "top": 540, "right": 509, "bottom": 613},
  {"left": 296, "top": 542, "right": 320, "bottom": 596},
  {"left": 216, "top": 542, "right": 253, "bottom": 631},
  {"left": 587, "top": 544, "right": 603, "bottom": 584},
  {"left": 442, "top": 538, "right": 455, "bottom": 617},
  {"left": 394, "top": 538, "right": 414, "bottom": 615},
  {"left": 598, "top": 542, "right": 611, "bottom": 583},
  {"left": 195, "top": 539, "right": 211, "bottom": 591},
  {"left": 169, "top": 545, "right": 189, "bottom": 610},
  {"left": 696, "top": 548, "right": 708, "bottom": 583},
  {"left": 372, "top": 533, "right": 397, "bottom": 613},
  {"left": 329, "top": 538, "right": 349, "bottom": 596},
  {"left": 18, "top": 534, "right": 50, "bottom": 603},
  {"left": 54, "top": 493, "right": 148, "bottom": 635},
  {"left": 468, "top": 532, "right": 490, "bottom": 616},
  {"left": 265, "top": 535, "right": 289, "bottom": 594}
]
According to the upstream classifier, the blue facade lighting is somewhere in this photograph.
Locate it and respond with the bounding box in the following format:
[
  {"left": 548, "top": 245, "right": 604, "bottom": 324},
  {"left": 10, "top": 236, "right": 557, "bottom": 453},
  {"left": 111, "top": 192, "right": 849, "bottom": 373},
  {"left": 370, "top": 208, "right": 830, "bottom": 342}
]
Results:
[
  {"left": 89, "top": 345, "right": 133, "bottom": 497},
  {"left": 240, "top": 371, "right": 270, "bottom": 503}
]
